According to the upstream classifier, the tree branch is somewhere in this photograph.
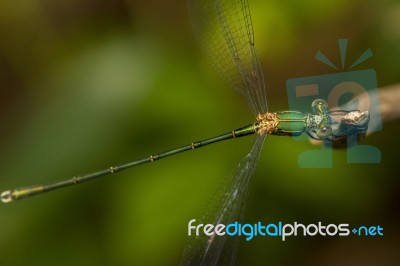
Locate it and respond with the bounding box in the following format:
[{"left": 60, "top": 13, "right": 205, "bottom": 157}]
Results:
[{"left": 310, "top": 84, "right": 400, "bottom": 147}]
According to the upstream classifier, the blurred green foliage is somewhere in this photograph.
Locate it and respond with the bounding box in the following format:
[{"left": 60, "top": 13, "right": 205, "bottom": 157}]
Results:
[{"left": 0, "top": 0, "right": 399, "bottom": 265}]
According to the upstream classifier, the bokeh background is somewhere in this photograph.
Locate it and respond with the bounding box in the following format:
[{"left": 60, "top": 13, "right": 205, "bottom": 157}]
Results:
[{"left": 0, "top": 0, "right": 399, "bottom": 265}]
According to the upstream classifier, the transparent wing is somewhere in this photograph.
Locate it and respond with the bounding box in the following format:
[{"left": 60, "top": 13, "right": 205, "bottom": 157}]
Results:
[
  {"left": 188, "top": 0, "right": 268, "bottom": 115},
  {"left": 181, "top": 135, "right": 266, "bottom": 265}
]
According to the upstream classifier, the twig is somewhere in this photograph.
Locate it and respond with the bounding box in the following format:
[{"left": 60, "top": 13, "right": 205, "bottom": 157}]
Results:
[
  {"left": 310, "top": 84, "right": 400, "bottom": 147},
  {"left": 375, "top": 84, "right": 400, "bottom": 124}
]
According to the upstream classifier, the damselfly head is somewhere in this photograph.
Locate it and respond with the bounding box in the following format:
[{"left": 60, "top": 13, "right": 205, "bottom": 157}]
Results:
[{"left": 1, "top": 190, "right": 12, "bottom": 203}]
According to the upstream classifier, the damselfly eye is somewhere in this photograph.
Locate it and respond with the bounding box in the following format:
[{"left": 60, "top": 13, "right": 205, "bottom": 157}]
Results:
[
  {"left": 316, "top": 124, "right": 332, "bottom": 138},
  {"left": 311, "top": 99, "right": 329, "bottom": 114}
]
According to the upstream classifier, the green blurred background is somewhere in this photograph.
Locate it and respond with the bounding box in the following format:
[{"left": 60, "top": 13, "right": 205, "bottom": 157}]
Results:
[{"left": 0, "top": 0, "right": 399, "bottom": 265}]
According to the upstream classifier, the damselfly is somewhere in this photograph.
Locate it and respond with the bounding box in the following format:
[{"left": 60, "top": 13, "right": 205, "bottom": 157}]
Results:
[{"left": 1, "top": 0, "right": 370, "bottom": 265}]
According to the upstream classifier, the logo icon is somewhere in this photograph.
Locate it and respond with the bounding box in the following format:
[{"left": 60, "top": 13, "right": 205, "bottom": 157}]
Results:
[{"left": 286, "top": 39, "right": 382, "bottom": 168}]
